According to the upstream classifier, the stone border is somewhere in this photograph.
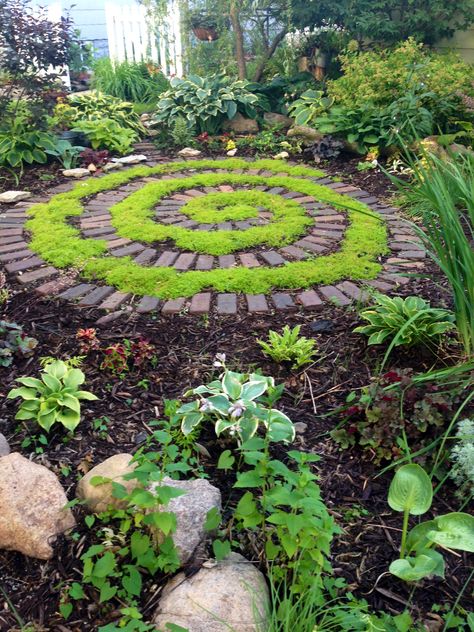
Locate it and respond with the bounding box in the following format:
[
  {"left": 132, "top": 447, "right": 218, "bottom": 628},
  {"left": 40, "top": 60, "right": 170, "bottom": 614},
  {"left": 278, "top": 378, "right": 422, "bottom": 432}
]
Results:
[{"left": 0, "top": 156, "right": 426, "bottom": 322}]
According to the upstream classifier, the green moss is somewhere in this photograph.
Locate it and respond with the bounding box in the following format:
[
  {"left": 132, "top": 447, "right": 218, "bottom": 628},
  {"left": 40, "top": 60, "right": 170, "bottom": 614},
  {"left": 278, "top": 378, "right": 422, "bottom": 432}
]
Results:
[{"left": 26, "top": 159, "right": 388, "bottom": 300}]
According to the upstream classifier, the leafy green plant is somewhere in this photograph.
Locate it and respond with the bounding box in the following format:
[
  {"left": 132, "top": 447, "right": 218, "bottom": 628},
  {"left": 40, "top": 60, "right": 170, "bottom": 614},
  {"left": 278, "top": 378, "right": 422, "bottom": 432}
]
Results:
[
  {"left": 45, "top": 138, "right": 85, "bottom": 169},
  {"left": 387, "top": 463, "right": 474, "bottom": 582},
  {"left": 354, "top": 295, "right": 455, "bottom": 348},
  {"left": 56, "top": 92, "right": 145, "bottom": 135},
  {"left": 0, "top": 116, "right": 58, "bottom": 170},
  {"left": 287, "top": 89, "right": 333, "bottom": 126},
  {"left": 170, "top": 117, "right": 195, "bottom": 148},
  {"left": 7, "top": 359, "right": 98, "bottom": 432},
  {"left": 450, "top": 418, "right": 474, "bottom": 499},
  {"left": 175, "top": 357, "right": 294, "bottom": 445},
  {"left": 392, "top": 151, "right": 474, "bottom": 357},
  {"left": 0, "top": 320, "right": 38, "bottom": 367},
  {"left": 71, "top": 118, "right": 137, "bottom": 154},
  {"left": 91, "top": 58, "right": 169, "bottom": 103},
  {"left": 153, "top": 74, "right": 259, "bottom": 134},
  {"left": 331, "top": 369, "right": 459, "bottom": 462},
  {"left": 257, "top": 325, "right": 317, "bottom": 369}
]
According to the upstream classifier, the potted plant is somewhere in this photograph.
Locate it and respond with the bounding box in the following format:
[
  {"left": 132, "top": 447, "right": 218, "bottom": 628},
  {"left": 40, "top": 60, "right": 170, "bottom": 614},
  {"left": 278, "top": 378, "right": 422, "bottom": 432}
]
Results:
[{"left": 189, "top": 10, "right": 219, "bottom": 41}]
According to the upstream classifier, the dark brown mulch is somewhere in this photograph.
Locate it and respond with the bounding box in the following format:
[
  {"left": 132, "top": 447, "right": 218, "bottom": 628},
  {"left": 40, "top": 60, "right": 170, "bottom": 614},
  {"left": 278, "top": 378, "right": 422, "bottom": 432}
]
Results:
[{"left": 0, "top": 264, "right": 471, "bottom": 631}]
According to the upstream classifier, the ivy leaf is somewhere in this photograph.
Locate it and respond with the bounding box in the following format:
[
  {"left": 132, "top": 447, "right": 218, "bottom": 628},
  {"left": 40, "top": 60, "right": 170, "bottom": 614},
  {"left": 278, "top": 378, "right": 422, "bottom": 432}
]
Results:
[
  {"left": 59, "top": 602, "right": 73, "bottom": 620},
  {"left": 217, "top": 449, "right": 235, "bottom": 471},
  {"left": 212, "top": 539, "right": 231, "bottom": 561},
  {"left": 99, "top": 581, "right": 117, "bottom": 603}
]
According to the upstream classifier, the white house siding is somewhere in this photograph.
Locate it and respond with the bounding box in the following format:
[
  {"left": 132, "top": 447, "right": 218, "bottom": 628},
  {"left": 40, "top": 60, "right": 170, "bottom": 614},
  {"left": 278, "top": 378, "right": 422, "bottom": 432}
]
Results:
[{"left": 437, "top": 28, "right": 474, "bottom": 63}]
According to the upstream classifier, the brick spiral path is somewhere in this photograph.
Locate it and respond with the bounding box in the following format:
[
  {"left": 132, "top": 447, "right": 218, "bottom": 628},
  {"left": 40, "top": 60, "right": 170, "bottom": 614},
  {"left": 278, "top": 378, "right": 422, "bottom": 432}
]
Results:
[{"left": 0, "top": 155, "right": 426, "bottom": 322}]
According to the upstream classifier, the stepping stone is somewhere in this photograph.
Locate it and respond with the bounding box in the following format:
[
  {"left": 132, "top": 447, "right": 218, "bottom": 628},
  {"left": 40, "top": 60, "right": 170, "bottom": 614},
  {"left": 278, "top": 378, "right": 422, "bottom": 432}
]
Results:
[
  {"left": 337, "top": 281, "right": 369, "bottom": 303},
  {"left": 110, "top": 243, "right": 144, "bottom": 257},
  {"left": 260, "top": 251, "right": 286, "bottom": 266},
  {"left": 5, "top": 256, "right": 44, "bottom": 273},
  {"left": 280, "top": 245, "right": 308, "bottom": 260},
  {"left": 217, "top": 293, "right": 237, "bottom": 314},
  {"left": 59, "top": 283, "right": 97, "bottom": 300},
  {"left": 195, "top": 255, "right": 214, "bottom": 270},
  {"left": 189, "top": 292, "right": 211, "bottom": 314},
  {"left": 134, "top": 248, "right": 157, "bottom": 265},
  {"left": 246, "top": 294, "right": 269, "bottom": 313},
  {"left": 319, "top": 285, "right": 351, "bottom": 306},
  {"left": 99, "top": 292, "right": 131, "bottom": 311},
  {"left": 155, "top": 251, "right": 179, "bottom": 267},
  {"left": 0, "top": 249, "right": 33, "bottom": 262},
  {"left": 218, "top": 255, "right": 235, "bottom": 269},
  {"left": 295, "top": 239, "right": 326, "bottom": 253},
  {"left": 107, "top": 238, "right": 132, "bottom": 249},
  {"left": 161, "top": 298, "right": 186, "bottom": 314},
  {"left": 296, "top": 290, "right": 323, "bottom": 310},
  {"left": 17, "top": 267, "right": 57, "bottom": 284},
  {"left": 136, "top": 296, "right": 161, "bottom": 313},
  {"left": 78, "top": 286, "right": 115, "bottom": 307},
  {"left": 174, "top": 253, "right": 196, "bottom": 271},
  {"left": 272, "top": 293, "right": 296, "bottom": 311},
  {"left": 239, "top": 253, "right": 260, "bottom": 268},
  {"left": 35, "top": 277, "right": 74, "bottom": 297}
]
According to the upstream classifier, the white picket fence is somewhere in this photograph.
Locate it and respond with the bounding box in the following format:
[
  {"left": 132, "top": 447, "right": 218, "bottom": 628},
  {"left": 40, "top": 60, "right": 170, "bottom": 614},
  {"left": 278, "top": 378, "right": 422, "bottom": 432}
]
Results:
[{"left": 105, "top": 1, "right": 183, "bottom": 76}]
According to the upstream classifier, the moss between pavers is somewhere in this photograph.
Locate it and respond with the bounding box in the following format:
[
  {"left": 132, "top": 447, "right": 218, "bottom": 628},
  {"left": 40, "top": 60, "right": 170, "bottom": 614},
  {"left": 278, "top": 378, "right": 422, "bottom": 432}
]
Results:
[{"left": 26, "top": 159, "right": 388, "bottom": 300}]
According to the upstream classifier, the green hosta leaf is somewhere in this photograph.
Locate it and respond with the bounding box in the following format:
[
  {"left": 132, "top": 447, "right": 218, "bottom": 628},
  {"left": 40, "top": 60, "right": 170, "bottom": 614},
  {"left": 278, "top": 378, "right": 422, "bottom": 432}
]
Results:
[
  {"left": 181, "top": 412, "right": 203, "bottom": 435},
  {"left": 37, "top": 410, "right": 57, "bottom": 432},
  {"left": 60, "top": 393, "right": 80, "bottom": 413},
  {"left": 427, "top": 512, "right": 474, "bottom": 553},
  {"left": 388, "top": 464, "right": 433, "bottom": 516},
  {"left": 57, "top": 408, "right": 81, "bottom": 432},
  {"left": 206, "top": 394, "right": 231, "bottom": 414},
  {"left": 76, "top": 390, "right": 98, "bottom": 401},
  {"left": 212, "top": 539, "right": 231, "bottom": 561},
  {"left": 215, "top": 418, "right": 237, "bottom": 437},
  {"left": 16, "top": 377, "right": 44, "bottom": 389},
  {"left": 217, "top": 449, "right": 235, "bottom": 471},
  {"left": 266, "top": 410, "right": 295, "bottom": 443},
  {"left": 63, "top": 368, "right": 86, "bottom": 388},
  {"left": 42, "top": 373, "right": 62, "bottom": 392},
  {"left": 406, "top": 519, "right": 437, "bottom": 554},
  {"left": 389, "top": 549, "right": 445, "bottom": 581},
  {"left": 8, "top": 387, "right": 38, "bottom": 400},
  {"left": 222, "top": 372, "right": 242, "bottom": 399},
  {"left": 238, "top": 416, "right": 259, "bottom": 443},
  {"left": 241, "top": 380, "right": 268, "bottom": 401},
  {"left": 46, "top": 360, "right": 68, "bottom": 380}
]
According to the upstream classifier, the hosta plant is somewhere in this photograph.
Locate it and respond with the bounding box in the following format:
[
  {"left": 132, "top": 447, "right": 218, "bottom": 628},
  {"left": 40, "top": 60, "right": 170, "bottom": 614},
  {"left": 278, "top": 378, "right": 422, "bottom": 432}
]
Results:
[
  {"left": 7, "top": 360, "right": 98, "bottom": 432},
  {"left": 287, "top": 89, "right": 334, "bottom": 126},
  {"left": 387, "top": 463, "right": 474, "bottom": 582},
  {"left": 257, "top": 325, "right": 317, "bottom": 370},
  {"left": 354, "top": 295, "right": 455, "bottom": 347},
  {"left": 71, "top": 118, "right": 137, "bottom": 154},
  {"left": 175, "top": 357, "right": 295, "bottom": 444},
  {"left": 0, "top": 321, "right": 38, "bottom": 367},
  {"left": 153, "top": 74, "right": 259, "bottom": 135}
]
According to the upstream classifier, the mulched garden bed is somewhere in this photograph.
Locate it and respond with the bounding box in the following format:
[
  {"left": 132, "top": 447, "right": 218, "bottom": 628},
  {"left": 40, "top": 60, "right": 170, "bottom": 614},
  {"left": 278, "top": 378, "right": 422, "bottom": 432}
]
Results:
[{"left": 0, "top": 264, "right": 472, "bottom": 630}]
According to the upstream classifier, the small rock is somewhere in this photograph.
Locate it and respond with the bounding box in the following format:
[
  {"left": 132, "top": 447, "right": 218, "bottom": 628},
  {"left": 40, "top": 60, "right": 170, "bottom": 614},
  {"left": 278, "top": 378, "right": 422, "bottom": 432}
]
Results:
[
  {"left": 273, "top": 151, "right": 289, "bottom": 160},
  {"left": 0, "top": 452, "right": 75, "bottom": 559},
  {"left": 0, "top": 433, "right": 10, "bottom": 457},
  {"left": 134, "top": 431, "right": 148, "bottom": 445},
  {"left": 310, "top": 320, "right": 334, "bottom": 333},
  {"left": 103, "top": 161, "right": 123, "bottom": 172},
  {"left": 223, "top": 112, "right": 259, "bottom": 134},
  {"left": 178, "top": 147, "right": 202, "bottom": 158},
  {"left": 140, "top": 113, "right": 151, "bottom": 122},
  {"left": 87, "top": 163, "right": 97, "bottom": 172},
  {"left": 112, "top": 154, "right": 148, "bottom": 165},
  {"left": 226, "top": 148, "right": 238, "bottom": 157},
  {"left": 62, "top": 168, "right": 91, "bottom": 179},
  {"left": 151, "top": 477, "right": 221, "bottom": 565},
  {"left": 153, "top": 552, "right": 269, "bottom": 632},
  {"left": 294, "top": 422, "right": 307, "bottom": 434},
  {"left": 77, "top": 453, "right": 137, "bottom": 513},
  {"left": 287, "top": 125, "right": 324, "bottom": 145},
  {"left": 0, "top": 190, "right": 32, "bottom": 204},
  {"left": 264, "top": 112, "right": 293, "bottom": 130}
]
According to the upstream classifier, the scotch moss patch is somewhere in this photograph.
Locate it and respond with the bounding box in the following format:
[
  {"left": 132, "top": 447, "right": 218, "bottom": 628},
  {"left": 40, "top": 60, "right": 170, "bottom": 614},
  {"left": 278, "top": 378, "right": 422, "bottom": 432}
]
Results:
[{"left": 26, "top": 159, "right": 389, "bottom": 299}]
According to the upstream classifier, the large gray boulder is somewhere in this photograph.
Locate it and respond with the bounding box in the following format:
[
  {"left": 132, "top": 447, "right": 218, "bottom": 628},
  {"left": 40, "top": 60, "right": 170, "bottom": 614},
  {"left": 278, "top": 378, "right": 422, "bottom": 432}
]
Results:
[
  {"left": 0, "top": 433, "right": 10, "bottom": 457},
  {"left": 76, "top": 453, "right": 137, "bottom": 513},
  {"left": 264, "top": 112, "right": 293, "bottom": 130},
  {"left": 287, "top": 125, "right": 324, "bottom": 145},
  {"left": 153, "top": 552, "right": 270, "bottom": 632},
  {"left": 152, "top": 477, "right": 221, "bottom": 565},
  {"left": 0, "top": 452, "right": 75, "bottom": 559},
  {"left": 223, "top": 112, "right": 259, "bottom": 134}
]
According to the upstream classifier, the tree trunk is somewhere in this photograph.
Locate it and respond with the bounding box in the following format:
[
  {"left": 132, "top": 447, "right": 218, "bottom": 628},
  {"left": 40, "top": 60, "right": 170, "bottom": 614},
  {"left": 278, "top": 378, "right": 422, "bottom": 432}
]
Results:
[
  {"left": 229, "top": 0, "right": 247, "bottom": 80},
  {"left": 252, "top": 28, "right": 287, "bottom": 82}
]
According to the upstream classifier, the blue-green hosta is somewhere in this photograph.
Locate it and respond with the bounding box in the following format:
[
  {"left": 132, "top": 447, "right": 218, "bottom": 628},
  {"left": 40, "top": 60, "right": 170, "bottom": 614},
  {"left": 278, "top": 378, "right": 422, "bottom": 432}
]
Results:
[
  {"left": 8, "top": 360, "right": 98, "bottom": 432},
  {"left": 354, "top": 295, "right": 455, "bottom": 347},
  {"left": 176, "top": 359, "right": 295, "bottom": 445}
]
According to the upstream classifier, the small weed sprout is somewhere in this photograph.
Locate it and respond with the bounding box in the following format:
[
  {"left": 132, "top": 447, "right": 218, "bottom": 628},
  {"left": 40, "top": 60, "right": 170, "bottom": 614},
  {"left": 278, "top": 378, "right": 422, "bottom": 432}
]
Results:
[{"left": 257, "top": 325, "right": 317, "bottom": 369}]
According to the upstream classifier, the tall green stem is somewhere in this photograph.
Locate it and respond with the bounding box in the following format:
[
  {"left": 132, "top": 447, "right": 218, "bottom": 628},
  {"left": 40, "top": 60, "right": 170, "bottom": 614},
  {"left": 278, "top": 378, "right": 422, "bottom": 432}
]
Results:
[{"left": 400, "top": 507, "right": 410, "bottom": 559}]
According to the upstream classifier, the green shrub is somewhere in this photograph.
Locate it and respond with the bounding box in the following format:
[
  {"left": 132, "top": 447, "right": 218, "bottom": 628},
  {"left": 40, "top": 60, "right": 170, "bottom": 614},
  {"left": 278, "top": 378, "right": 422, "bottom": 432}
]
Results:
[
  {"left": 257, "top": 325, "right": 317, "bottom": 369},
  {"left": 153, "top": 73, "right": 259, "bottom": 134},
  {"left": 327, "top": 40, "right": 474, "bottom": 127},
  {"left": 0, "top": 116, "right": 57, "bottom": 170},
  {"left": 57, "top": 92, "right": 145, "bottom": 135},
  {"left": 7, "top": 359, "right": 98, "bottom": 432},
  {"left": 91, "top": 57, "right": 170, "bottom": 103},
  {"left": 71, "top": 118, "right": 137, "bottom": 154},
  {"left": 354, "top": 295, "right": 455, "bottom": 347},
  {"left": 170, "top": 117, "right": 195, "bottom": 148}
]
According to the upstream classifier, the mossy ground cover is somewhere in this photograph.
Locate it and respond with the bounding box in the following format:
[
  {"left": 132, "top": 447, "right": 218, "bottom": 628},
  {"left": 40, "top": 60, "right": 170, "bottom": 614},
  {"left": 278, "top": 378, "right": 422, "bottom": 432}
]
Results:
[{"left": 26, "top": 159, "right": 389, "bottom": 299}]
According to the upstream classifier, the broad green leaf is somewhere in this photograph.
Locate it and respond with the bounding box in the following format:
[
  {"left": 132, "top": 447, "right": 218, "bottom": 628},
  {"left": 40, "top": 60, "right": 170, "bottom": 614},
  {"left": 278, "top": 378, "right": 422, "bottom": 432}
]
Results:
[
  {"left": 427, "top": 512, "right": 474, "bottom": 553},
  {"left": 76, "top": 390, "right": 98, "bottom": 401},
  {"left": 93, "top": 551, "right": 116, "bottom": 578},
  {"left": 388, "top": 464, "right": 433, "bottom": 515},
  {"left": 389, "top": 549, "right": 444, "bottom": 581},
  {"left": 122, "top": 566, "right": 142, "bottom": 596},
  {"left": 181, "top": 412, "right": 203, "bottom": 435},
  {"left": 8, "top": 387, "right": 38, "bottom": 400},
  {"left": 406, "top": 519, "right": 437, "bottom": 554},
  {"left": 212, "top": 539, "right": 231, "bottom": 560},
  {"left": 63, "top": 368, "right": 85, "bottom": 389},
  {"left": 57, "top": 408, "right": 81, "bottom": 431},
  {"left": 99, "top": 581, "right": 117, "bottom": 603},
  {"left": 37, "top": 410, "right": 57, "bottom": 432},
  {"left": 241, "top": 380, "right": 267, "bottom": 401},
  {"left": 217, "top": 449, "right": 235, "bottom": 471},
  {"left": 222, "top": 372, "right": 242, "bottom": 399},
  {"left": 204, "top": 506, "right": 221, "bottom": 532},
  {"left": 152, "top": 511, "right": 176, "bottom": 535}
]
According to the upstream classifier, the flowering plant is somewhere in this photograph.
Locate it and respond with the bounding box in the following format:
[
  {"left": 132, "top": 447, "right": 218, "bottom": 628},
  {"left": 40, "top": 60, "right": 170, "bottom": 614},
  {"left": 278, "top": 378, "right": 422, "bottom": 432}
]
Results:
[
  {"left": 175, "top": 356, "right": 295, "bottom": 445},
  {"left": 286, "top": 22, "right": 347, "bottom": 56}
]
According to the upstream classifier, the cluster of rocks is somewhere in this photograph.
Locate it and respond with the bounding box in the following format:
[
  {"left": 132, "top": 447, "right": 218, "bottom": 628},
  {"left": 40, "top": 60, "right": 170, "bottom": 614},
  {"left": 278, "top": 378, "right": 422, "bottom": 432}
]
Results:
[{"left": 0, "top": 448, "right": 269, "bottom": 631}]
